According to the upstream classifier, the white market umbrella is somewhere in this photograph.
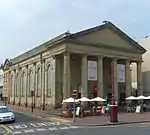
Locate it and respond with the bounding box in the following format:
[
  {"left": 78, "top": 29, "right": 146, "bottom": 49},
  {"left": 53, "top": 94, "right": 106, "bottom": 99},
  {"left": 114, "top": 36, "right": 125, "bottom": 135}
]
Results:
[
  {"left": 78, "top": 97, "right": 91, "bottom": 102},
  {"left": 125, "top": 96, "right": 137, "bottom": 100},
  {"left": 137, "top": 95, "right": 147, "bottom": 100},
  {"left": 91, "top": 97, "right": 106, "bottom": 102},
  {"left": 62, "top": 97, "right": 79, "bottom": 103},
  {"left": 145, "top": 96, "right": 150, "bottom": 99}
]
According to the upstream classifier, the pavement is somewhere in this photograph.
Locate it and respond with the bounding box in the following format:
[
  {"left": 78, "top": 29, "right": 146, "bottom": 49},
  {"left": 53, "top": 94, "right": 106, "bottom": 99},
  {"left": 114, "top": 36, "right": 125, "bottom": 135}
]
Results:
[{"left": 71, "top": 112, "right": 150, "bottom": 126}]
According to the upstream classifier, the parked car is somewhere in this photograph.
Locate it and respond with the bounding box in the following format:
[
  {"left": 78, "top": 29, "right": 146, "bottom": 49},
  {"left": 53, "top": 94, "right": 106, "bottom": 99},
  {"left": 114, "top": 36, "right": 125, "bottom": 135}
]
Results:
[{"left": 0, "top": 106, "right": 15, "bottom": 123}]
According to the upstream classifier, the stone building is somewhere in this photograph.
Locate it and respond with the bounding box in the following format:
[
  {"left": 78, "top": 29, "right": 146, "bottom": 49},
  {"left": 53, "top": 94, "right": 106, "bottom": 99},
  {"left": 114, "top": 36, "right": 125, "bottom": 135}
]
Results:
[
  {"left": 131, "top": 38, "right": 150, "bottom": 96},
  {"left": 0, "top": 70, "right": 3, "bottom": 96},
  {"left": 3, "top": 22, "right": 146, "bottom": 108}
]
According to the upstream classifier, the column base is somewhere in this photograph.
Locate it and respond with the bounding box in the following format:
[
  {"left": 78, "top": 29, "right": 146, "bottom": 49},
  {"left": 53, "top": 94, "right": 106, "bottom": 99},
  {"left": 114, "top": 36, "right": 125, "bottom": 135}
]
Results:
[
  {"left": 25, "top": 103, "right": 27, "bottom": 107},
  {"left": 42, "top": 104, "right": 45, "bottom": 110},
  {"left": 13, "top": 101, "right": 15, "bottom": 105},
  {"left": 110, "top": 105, "right": 118, "bottom": 123}
]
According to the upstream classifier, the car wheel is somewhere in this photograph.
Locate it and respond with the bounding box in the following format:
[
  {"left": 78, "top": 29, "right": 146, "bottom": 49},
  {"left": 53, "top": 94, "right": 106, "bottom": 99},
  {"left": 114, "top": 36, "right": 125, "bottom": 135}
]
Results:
[{"left": 12, "top": 119, "right": 16, "bottom": 123}]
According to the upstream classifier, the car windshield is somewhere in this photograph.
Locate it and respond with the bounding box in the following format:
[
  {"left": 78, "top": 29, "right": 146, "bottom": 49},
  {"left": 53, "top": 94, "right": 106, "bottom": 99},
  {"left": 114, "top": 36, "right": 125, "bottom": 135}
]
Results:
[{"left": 0, "top": 107, "right": 11, "bottom": 113}]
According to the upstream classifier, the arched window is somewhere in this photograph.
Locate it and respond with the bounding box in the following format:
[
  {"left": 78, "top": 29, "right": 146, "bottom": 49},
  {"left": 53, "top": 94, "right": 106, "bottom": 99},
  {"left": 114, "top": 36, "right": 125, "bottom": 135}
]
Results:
[
  {"left": 22, "top": 72, "right": 26, "bottom": 97},
  {"left": 37, "top": 68, "right": 41, "bottom": 97},
  {"left": 47, "top": 65, "right": 52, "bottom": 97},
  {"left": 29, "top": 70, "right": 34, "bottom": 96}
]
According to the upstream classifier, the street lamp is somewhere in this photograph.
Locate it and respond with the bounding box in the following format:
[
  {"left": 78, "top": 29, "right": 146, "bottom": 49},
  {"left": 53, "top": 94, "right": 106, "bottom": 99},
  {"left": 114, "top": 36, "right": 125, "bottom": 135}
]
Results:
[
  {"left": 110, "top": 61, "right": 118, "bottom": 123},
  {"left": 72, "top": 90, "right": 78, "bottom": 123}
]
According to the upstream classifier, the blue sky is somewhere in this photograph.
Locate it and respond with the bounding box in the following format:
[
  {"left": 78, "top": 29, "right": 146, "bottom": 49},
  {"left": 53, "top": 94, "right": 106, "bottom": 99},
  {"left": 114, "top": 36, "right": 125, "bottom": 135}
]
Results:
[{"left": 0, "top": 0, "right": 150, "bottom": 63}]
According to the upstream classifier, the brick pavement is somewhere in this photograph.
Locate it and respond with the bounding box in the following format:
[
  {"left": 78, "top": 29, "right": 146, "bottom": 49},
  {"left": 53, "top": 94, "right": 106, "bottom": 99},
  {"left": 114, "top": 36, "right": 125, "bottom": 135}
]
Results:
[
  {"left": 72, "top": 112, "right": 150, "bottom": 126},
  {"left": 1, "top": 101, "right": 150, "bottom": 126}
]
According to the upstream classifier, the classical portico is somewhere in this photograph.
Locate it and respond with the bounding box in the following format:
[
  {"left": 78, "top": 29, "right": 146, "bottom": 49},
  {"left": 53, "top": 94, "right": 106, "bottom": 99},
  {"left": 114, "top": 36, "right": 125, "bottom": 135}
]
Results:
[{"left": 3, "top": 21, "right": 146, "bottom": 108}]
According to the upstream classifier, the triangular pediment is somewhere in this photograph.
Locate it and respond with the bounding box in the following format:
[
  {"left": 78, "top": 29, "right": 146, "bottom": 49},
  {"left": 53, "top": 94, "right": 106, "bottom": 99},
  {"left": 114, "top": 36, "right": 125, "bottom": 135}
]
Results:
[
  {"left": 70, "top": 22, "right": 146, "bottom": 53},
  {"left": 3, "top": 59, "right": 11, "bottom": 70}
]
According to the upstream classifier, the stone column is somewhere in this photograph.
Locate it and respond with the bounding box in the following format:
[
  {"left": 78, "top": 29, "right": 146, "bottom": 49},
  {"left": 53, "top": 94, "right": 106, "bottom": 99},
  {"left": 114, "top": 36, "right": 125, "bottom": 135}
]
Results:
[
  {"left": 111, "top": 59, "right": 118, "bottom": 102},
  {"left": 7, "top": 71, "right": 11, "bottom": 104},
  {"left": 125, "top": 60, "right": 131, "bottom": 98},
  {"left": 18, "top": 68, "right": 21, "bottom": 106},
  {"left": 51, "top": 58, "right": 56, "bottom": 107},
  {"left": 45, "top": 67, "right": 48, "bottom": 103},
  {"left": 13, "top": 70, "right": 16, "bottom": 105},
  {"left": 81, "top": 55, "right": 88, "bottom": 97},
  {"left": 63, "top": 53, "right": 71, "bottom": 99},
  {"left": 25, "top": 65, "right": 28, "bottom": 107},
  {"left": 33, "top": 63, "right": 36, "bottom": 108},
  {"left": 41, "top": 59, "right": 46, "bottom": 110},
  {"left": 137, "top": 60, "right": 143, "bottom": 95},
  {"left": 55, "top": 57, "right": 62, "bottom": 104},
  {"left": 34, "top": 70, "right": 38, "bottom": 107},
  {"left": 97, "top": 56, "right": 104, "bottom": 98}
]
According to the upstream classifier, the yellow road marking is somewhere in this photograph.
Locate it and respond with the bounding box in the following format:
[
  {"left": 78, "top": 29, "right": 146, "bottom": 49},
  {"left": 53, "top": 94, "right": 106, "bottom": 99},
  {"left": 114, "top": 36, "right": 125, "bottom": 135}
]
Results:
[{"left": 0, "top": 125, "right": 12, "bottom": 134}]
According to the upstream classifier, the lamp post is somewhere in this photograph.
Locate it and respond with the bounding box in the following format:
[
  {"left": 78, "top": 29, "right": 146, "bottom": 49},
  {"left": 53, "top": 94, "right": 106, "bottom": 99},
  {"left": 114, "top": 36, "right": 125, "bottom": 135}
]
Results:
[
  {"left": 110, "top": 61, "right": 118, "bottom": 123},
  {"left": 72, "top": 90, "right": 78, "bottom": 123}
]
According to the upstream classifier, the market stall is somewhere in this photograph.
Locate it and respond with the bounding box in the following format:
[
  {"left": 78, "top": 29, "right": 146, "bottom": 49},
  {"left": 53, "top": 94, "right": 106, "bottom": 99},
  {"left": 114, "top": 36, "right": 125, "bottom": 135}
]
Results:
[
  {"left": 91, "top": 97, "right": 106, "bottom": 115},
  {"left": 78, "top": 97, "right": 92, "bottom": 116},
  {"left": 61, "top": 97, "right": 79, "bottom": 117}
]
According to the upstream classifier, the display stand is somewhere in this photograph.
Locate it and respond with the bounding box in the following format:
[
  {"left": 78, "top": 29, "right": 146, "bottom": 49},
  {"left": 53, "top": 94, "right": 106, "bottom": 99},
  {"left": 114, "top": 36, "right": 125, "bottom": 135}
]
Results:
[{"left": 96, "top": 106, "right": 101, "bottom": 116}]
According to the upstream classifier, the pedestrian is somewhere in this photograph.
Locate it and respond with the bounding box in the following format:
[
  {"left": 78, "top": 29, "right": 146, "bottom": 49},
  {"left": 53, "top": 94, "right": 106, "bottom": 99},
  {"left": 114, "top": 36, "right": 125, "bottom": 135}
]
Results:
[{"left": 106, "top": 102, "right": 110, "bottom": 116}]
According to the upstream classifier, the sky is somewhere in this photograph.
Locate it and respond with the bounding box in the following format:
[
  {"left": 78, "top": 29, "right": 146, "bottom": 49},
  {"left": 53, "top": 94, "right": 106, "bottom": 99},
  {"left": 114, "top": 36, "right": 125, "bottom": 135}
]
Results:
[{"left": 0, "top": 0, "right": 150, "bottom": 63}]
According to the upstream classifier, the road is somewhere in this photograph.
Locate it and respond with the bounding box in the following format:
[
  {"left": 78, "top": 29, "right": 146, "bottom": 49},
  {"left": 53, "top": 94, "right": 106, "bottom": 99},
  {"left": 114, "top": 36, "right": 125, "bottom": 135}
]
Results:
[
  {"left": 2, "top": 112, "right": 79, "bottom": 134},
  {"left": 2, "top": 112, "right": 150, "bottom": 135},
  {"left": 23, "top": 123, "right": 150, "bottom": 135}
]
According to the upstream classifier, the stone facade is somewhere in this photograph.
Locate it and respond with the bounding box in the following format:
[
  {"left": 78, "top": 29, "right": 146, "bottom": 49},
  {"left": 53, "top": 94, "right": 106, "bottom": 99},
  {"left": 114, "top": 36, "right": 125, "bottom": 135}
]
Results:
[
  {"left": 131, "top": 38, "right": 150, "bottom": 96},
  {"left": 0, "top": 70, "right": 3, "bottom": 95},
  {"left": 3, "top": 22, "right": 146, "bottom": 108}
]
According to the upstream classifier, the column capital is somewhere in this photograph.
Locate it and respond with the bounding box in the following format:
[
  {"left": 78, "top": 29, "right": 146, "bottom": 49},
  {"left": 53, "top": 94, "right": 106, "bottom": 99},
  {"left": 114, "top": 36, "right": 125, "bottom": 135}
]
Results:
[
  {"left": 81, "top": 54, "right": 88, "bottom": 59},
  {"left": 14, "top": 69, "right": 16, "bottom": 73},
  {"left": 137, "top": 59, "right": 143, "bottom": 64},
  {"left": 125, "top": 59, "right": 131, "bottom": 65},
  {"left": 111, "top": 58, "right": 118, "bottom": 64},
  {"left": 40, "top": 58, "right": 45, "bottom": 64},
  {"left": 52, "top": 55, "right": 56, "bottom": 59},
  {"left": 98, "top": 56, "right": 104, "bottom": 59},
  {"left": 33, "top": 62, "right": 36, "bottom": 66},
  {"left": 112, "top": 57, "right": 118, "bottom": 61},
  {"left": 18, "top": 67, "right": 22, "bottom": 71},
  {"left": 125, "top": 59, "right": 131, "bottom": 62},
  {"left": 63, "top": 51, "right": 70, "bottom": 57},
  {"left": 45, "top": 68, "right": 48, "bottom": 72}
]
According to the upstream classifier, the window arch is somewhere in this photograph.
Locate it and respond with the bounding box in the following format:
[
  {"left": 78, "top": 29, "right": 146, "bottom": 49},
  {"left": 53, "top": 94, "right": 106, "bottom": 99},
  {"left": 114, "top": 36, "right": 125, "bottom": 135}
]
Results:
[
  {"left": 29, "top": 70, "right": 34, "bottom": 96},
  {"left": 37, "top": 67, "right": 41, "bottom": 97}
]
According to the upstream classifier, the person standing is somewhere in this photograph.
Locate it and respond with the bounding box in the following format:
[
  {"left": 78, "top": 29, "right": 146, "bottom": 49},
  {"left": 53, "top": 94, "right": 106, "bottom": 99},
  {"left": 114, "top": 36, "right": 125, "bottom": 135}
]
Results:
[{"left": 106, "top": 102, "right": 110, "bottom": 116}]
